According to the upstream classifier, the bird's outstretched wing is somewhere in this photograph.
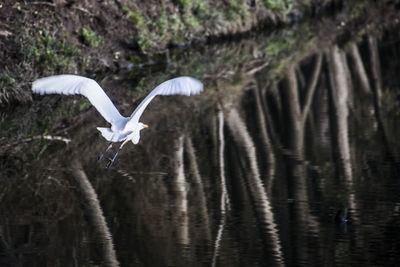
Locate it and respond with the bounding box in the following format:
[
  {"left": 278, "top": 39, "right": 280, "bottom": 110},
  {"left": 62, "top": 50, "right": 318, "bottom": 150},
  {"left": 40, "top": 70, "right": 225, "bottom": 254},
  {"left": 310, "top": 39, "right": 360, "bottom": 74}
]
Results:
[
  {"left": 124, "top": 76, "right": 203, "bottom": 130},
  {"left": 32, "top": 75, "right": 127, "bottom": 128}
]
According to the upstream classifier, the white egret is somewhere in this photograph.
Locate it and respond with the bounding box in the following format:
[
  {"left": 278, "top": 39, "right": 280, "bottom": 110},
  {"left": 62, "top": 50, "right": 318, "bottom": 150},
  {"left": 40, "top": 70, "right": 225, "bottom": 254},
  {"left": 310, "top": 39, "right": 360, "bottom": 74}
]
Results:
[{"left": 32, "top": 74, "right": 203, "bottom": 168}]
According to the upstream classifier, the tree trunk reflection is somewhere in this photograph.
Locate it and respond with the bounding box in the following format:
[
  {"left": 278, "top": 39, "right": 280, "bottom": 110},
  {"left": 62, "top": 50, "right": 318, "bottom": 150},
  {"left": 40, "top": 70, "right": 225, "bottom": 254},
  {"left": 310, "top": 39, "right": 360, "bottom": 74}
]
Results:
[
  {"left": 226, "top": 108, "right": 284, "bottom": 266},
  {"left": 174, "top": 135, "right": 189, "bottom": 246},
  {"left": 212, "top": 110, "right": 229, "bottom": 267},
  {"left": 71, "top": 160, "right": 119, "bottom": 267}
]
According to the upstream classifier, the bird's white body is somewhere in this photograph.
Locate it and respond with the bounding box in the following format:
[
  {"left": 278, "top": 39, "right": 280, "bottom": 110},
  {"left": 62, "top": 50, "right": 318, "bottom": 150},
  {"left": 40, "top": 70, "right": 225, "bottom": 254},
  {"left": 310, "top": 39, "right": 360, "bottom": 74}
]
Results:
[{"left": 32, "top": 74, "right": 203, "bottom": 146}]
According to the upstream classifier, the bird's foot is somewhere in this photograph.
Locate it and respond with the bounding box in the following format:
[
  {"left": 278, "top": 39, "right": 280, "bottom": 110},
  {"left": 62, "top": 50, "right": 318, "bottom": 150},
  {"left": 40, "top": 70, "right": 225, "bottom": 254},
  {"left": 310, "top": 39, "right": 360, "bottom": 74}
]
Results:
[
  {"left": 106, "top": 158, "right": 115, "bottom": 169},
  {"left": 97, "top": 142, "right": 113, "bottom": 162},
  {"left": 104, "top": 144, "right": 123, "bottom": 169}
]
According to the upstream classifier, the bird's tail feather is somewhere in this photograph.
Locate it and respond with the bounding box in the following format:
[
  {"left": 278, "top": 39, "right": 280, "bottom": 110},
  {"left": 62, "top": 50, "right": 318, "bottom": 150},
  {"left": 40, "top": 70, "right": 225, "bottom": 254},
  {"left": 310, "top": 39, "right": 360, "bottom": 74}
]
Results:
[{"left": 97, "top": 127, "right": 131, "bottom": 142}]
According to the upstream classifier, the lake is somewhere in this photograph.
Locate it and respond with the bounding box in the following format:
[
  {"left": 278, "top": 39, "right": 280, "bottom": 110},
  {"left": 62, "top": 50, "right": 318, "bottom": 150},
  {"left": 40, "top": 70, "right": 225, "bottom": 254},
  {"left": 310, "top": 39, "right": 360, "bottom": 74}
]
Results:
[{"left": 1, "top": 6, "right": 400, "bottom": 267}]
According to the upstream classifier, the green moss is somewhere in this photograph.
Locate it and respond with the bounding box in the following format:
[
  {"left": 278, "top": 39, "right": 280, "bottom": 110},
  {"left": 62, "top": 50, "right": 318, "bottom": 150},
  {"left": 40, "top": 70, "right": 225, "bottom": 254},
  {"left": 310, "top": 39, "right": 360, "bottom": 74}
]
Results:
[
  {"left": 22, "top": 31, "right": 80, "bottom": 73},
  {"left": 123, "top": 0, "right": 293, "bottom": 54},
  {"left": 348, "top": 2, "right": 369, "bottom": 21},
  {"left": 0, "top": 73, "right": 17, "bottom": 104},
  {"left": 192, "top": 0, "right": 208, "bottom": 18},
  {"left": 156, "top": 13, "right": 169, "bottom": 35},
  {"left": 127, "top": 78, "right": 148, "bottom": 98},
  {"left": 80, "top": 28, "right": 103, "bottom": 47},
  {"left": 265, "top": 38, "right": 295, "bottom": 56},
  {"left": 0, "top": 73, "right": 16, "bottom": 88},
  {"left": 271, "top": 62, "right": 285, "bottom": 73},
  {"left": 171, "top": 34, "right": 186, "bottom": 44},
  {"left": 129, "top": 9, "right": 187, "bottom": 53},
  {"left": 177, "top": 0, "right": 208, "bottom": 15},
  {"left": 124, "top": 6, "right": 174, "bottom": 53},
  {"left": 183, "top": 14, "right": 200, "bottom": 30},
  {"left": 133, "top": 32, "right": 155, "bottom": 53},
  {"left": 122, "top": 6, "right": 145, "bottom": 27},
  {"left": 170, "top": 13, "right": 185, "bottom": 32},
  {"left": 79, "top": 99, "right": 92, "bottom": 111},
  {"left": 178, "top": 0, "right": 191, "bottom": 9},
  {"left": 263, "top": 0, "right": 292, "bottom": 12},
  {"left": 225, "top": 0, "right": 248, "bottom": 20},
  {"left": 80, "top": 56, "right": 92, "bottom": 72}
]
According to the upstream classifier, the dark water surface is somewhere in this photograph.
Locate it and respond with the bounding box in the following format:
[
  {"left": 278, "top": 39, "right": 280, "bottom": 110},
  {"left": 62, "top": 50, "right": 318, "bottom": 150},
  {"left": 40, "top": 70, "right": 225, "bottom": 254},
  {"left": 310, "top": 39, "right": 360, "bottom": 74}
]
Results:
[{"left": 2, "top": 10, "right": 400, "bottom": 267}]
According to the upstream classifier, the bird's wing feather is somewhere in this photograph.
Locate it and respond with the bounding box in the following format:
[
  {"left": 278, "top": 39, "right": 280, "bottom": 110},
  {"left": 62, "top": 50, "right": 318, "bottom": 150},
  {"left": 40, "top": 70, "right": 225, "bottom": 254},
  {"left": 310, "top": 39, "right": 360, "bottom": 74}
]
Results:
[
  {"left": 125, "top": 76, "right": 203, "bottom": 130},
  {"left": 32, "top": 75, "right": 126, "bottom": 127}
]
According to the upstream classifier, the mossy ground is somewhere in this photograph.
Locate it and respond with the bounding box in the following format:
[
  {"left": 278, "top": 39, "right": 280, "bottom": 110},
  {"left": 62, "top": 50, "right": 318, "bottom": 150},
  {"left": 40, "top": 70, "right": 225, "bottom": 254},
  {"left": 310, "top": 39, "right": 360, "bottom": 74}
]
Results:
[
  {"left": 0, "top": 0, "right": 324, "bottom": 105},
  {"left": 0, "top": 0, "right": 397, "bottom": 106}
]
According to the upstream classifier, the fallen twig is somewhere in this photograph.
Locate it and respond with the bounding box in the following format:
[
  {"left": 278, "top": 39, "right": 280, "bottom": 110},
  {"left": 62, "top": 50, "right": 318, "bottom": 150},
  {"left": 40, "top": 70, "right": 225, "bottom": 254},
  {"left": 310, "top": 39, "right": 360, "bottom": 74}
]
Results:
[
  {"left": 0, "top": 135, "right": 71, "bottom": 154},
  {"left": 0, "top": 30, "right": 12, "bottom": 37},
  {"left": 30, "top": 2, "right": 56, "bottom": 7}
]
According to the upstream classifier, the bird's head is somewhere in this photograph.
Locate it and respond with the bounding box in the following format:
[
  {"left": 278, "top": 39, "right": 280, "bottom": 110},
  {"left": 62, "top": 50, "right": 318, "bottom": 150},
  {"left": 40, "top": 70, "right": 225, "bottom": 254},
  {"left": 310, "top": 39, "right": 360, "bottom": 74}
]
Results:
[
  {"left": 129, "top": 122, "right": 149, "bottom": 145},
  {"left": 139, "top": 122, "right": 149, "bottom": 130}
]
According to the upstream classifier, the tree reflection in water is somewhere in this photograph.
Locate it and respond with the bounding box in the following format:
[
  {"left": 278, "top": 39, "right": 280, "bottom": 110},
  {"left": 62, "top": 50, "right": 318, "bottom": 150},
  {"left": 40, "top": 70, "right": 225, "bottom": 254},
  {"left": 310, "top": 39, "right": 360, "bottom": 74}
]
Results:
[{"left": 1, "top": 15, "right": 400, "bottom": 267}]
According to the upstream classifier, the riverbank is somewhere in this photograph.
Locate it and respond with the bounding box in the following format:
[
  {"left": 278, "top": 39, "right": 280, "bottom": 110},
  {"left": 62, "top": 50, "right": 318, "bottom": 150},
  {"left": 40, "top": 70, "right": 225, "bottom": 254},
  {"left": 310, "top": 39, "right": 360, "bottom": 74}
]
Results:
[{"left": 0, "top": 0, "right": 395, "bottom": 105}]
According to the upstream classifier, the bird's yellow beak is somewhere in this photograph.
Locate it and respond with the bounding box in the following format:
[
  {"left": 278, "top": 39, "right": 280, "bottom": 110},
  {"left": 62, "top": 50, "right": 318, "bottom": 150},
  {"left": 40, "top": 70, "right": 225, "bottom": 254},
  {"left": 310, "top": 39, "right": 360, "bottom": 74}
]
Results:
[{"left": 143, "top": 124, "right": 149, "bottom": 129}]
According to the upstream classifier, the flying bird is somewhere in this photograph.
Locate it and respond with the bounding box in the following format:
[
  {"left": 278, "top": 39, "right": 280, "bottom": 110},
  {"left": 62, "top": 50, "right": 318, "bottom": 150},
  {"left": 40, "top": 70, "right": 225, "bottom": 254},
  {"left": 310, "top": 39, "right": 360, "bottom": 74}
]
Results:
[{"left": 32, "top": 74, "right": 203, "bottom": 168}]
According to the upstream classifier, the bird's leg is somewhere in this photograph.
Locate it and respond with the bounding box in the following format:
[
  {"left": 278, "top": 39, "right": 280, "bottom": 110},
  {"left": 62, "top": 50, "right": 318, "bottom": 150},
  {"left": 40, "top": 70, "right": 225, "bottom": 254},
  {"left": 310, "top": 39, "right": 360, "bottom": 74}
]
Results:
[
  {"left": 97, "top": 142, "right": 113, "bottom": 162},
  {"left": 106, "top": 139, "right": 129, "bottom": 169},
  {"left": 106, "top": 147, "right": 121, "bottom": 169}
]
